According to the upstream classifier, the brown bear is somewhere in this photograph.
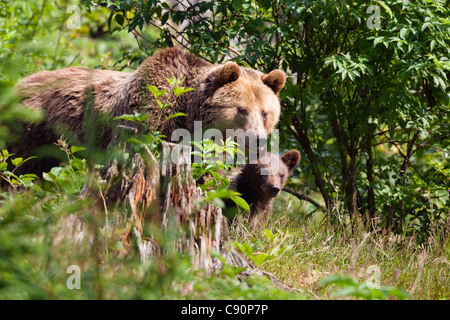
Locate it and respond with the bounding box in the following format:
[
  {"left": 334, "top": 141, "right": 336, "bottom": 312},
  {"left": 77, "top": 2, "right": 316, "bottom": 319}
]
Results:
[
  {"left": 225, "top": 150, "right": 301, "bottom": 227},
  {"left": 12, "top": 47, "right": 286, "bottom": 174}
]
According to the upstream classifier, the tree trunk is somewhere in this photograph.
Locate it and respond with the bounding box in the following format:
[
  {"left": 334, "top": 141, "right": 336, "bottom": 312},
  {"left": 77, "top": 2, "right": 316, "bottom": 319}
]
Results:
[
  {"left": 365, "top": 138, "right": 376, "bottom": 228},
  {"left": 290, "top": 118, "right": 333, "bottom": 212}
]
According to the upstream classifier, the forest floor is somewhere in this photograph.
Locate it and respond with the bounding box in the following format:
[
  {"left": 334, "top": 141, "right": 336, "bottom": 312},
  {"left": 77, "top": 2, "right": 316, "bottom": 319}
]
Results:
[{"left": 230, "top": 192, "right": 450, "bottom": 300}]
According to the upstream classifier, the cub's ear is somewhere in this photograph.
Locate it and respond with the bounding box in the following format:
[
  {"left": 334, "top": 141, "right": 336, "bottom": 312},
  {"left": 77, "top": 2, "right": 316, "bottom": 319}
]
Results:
[
  {"left": 281, "top": 150, "right": 301, "bottom": 171},
  {"left": 218, "top": 61, "right": 241, "bottom": 85},
  {"left": 261, "top": 70, "right": 286, "bottom": 94}
]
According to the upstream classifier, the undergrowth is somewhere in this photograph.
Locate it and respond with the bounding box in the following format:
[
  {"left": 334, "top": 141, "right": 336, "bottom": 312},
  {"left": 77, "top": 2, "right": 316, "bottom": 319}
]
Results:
[{"left": 231, "top": 193, "right": 450, "bottom": 300}]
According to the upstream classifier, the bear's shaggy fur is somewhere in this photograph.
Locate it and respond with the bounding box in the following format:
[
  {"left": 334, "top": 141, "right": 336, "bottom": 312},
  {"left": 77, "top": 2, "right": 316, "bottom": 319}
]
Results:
[
  {"left": 13, "top": 47, "right": 286, "bottom": 174},
  {"left": 226, "top": 150, "right": 301, "bottom": 226}
]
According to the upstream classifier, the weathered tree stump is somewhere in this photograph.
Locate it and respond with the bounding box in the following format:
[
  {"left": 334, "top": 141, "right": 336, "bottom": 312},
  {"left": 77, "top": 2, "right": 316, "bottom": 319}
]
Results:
[
  {"left": 158, "top": 142, "right": 228, "bottom": 271},
  {"left": 101, "top": 142, "right": 290, "bottom": 290},
  {"left": 102, "top": 145, "right": 161, "bottom": 233}
]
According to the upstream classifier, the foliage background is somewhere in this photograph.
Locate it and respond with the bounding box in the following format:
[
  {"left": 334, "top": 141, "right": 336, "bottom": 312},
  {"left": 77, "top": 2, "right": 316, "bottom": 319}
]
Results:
[
  {"left": 0, "top": 0, "right": 449, "bottom": 300},
  {"left": 97, "top": 0, "right": 450, "bottom": 235}
]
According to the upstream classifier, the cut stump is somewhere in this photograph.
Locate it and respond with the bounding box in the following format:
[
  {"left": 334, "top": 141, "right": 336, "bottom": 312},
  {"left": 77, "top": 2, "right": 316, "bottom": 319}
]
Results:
[{"left": 101, "top": 142, "right": 291, "bottom": 290}]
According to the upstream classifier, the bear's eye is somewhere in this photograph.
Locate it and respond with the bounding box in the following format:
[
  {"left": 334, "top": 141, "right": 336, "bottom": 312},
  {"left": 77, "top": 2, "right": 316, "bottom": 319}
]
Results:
[
  {"left": 238, "top": 107, "right": 248, "bottom": 116},
  {"left": 262, "top": 111, "right": 268, "bottom": 122},
  {"left": 280, "top": 173, "right": 285, "bottom": 179}
]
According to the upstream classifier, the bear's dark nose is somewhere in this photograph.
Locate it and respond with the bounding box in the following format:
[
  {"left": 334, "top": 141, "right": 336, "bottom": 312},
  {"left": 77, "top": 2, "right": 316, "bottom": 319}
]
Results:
[{"left": 271, "top": 185, "right": 281, "bottom": 195}]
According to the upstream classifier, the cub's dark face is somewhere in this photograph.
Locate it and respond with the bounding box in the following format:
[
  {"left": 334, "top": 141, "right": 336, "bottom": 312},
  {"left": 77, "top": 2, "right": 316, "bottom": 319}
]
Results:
[{"left": 247, "top": 150, "right": 301, "bottom": 199}]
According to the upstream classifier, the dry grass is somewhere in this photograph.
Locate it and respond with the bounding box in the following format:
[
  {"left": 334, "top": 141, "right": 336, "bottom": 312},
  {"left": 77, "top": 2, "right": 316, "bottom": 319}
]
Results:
[
  {"left": 231, "top": 193, "right": 450, "bottom": 300},
  {"left": 2, "top": 185, "right": 447, "bottom": 300}
]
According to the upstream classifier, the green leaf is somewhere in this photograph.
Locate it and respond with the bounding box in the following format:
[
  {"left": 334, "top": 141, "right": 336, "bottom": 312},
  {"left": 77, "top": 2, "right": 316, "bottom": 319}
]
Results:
[
  {"left": 155, "top": 89, "right": 166, "bottom": 98},
  {"left": 263, "top": 229, "right": 276, "bottom": 241},
  {"left": 107, "top": 11, "right": 115, "bottom": 30},
  {"left": 171, "top": 87, "right": 181, "bottom": 96},
  {"left": 19, "top": 173, "right": 38, "bottom": 181},
  {"left": 206, "top": 189, "right": 237, "bottom": 201},
  {"left": 0, "top": 162, "right": 7, "bottom": 172},
  {"left": 231, "top": 0, "right": 243, "bottom": 11},
  {"left": 231, "top": 195, "right": 250, "bottom": 211},
  {"left": 22, "top": 156, "right": 37, "bottom": 164},
  {"left": 399, "top": 28, "right": 407, "bottom": 40},
  {"left": 42, "top": 172, "right": 54, "bottom": 182},
  {"left": 251, "top": 253, "right": 271, "bottom": 266},
  {"left": 147, "top": 85, "right": 158, "bottom": 96},
  {"left": 233, "top": 241, "right": 254, "bottom": 255},
  {"left": 114, "top": 13, "right": 125, "bottom": 26},
  {"left": 167, "top": 77, "right": 183, "bottom": 86},
  {"left": 220, "top": 264, "right": 248, "bottom": 278},
  {"left": 113, "top": 114, "right": 137, "bottom": 122},
  {"left": 181, "top": 87, "right": 195, "bottom": 94},
  {"left": 166, "top": 112, "right": 188, "bottom": 120},
  {"left": 70, "top": 146, "right": 86, "bottom": 154},
  {"left": 173, "top": 87, "right": 194, "bottom": 96},
  {"left": 373, "top": 37, "right": 384, "bottom": 47},
  {"left": 191, "top": 151, "right": 203, "bottom": 157},
  {"left": 377, "top": 1, "right": 392, "bottom": 18},
  {"left": 318, "top": 275, "right": 359, "bottom": 287},
  {"left": 4, "top": 171, "right": 20, "bottom": 181},
  {"left": 11, "top": 157, "right": 23, "bottom": 167},
  {"left": 161, "top": 12, "right": 170, "bottom": 25},
  {"left": 115, "top": 241, "right": 124, "bottom": 251},
  {"left": 113, "top": 112, "right": 148, "bottom": 123},
  {"left": 127, "top": 138, "right": 144, "bottom": 145},
  {"left": 348, "top": 71, "right": 354, "bottom": 81},
  {"left": 381, "top": 286, "right": 411, "bottom": 300},
  {"left": 421, "top": 22, "right": 431, "bottom": 31},
  {"left": 71, "top": 158, "right": 85, "bottom": 171},
  {"left": 136, "top": 113, "right": 149, "bottom": 122}
]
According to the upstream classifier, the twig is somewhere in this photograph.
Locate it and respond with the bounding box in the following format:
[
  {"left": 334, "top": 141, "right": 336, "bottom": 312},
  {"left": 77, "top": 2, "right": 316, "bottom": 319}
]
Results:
[
  {"left": 95, "top": 179, "right": 109, "bottom": 231},
  {"left": 282, "top": 187, "right": 324, "bottom": 210},
  {"left": 308, "top": 289, "right": 322, "bottom": 300}
]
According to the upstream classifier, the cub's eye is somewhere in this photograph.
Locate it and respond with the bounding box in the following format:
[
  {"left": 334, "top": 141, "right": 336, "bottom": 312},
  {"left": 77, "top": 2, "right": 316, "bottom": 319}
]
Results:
[
  {"left": 238, "top": 107, "right": 248, "bottom": 115},
  {"left": 280, "top": 173, "right": 285, "bottom": 179},
  {"left": 262, "top": 111, "right": 268, "bottom": 122}
]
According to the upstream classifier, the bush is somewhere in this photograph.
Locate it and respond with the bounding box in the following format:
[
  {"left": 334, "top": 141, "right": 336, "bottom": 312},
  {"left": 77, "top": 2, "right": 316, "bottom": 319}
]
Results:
[{"left": 88, "top": 0, "right": 450, "bottom": 235}]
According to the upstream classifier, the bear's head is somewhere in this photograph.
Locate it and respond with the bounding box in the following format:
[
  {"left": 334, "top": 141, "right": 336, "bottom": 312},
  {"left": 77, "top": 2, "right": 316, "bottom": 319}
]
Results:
[
  {"left": 244, "top": 150, "right": 301, "bottom": 199},
  {"left": 202, "top": 62, "right": 286, "bottom": 148}
]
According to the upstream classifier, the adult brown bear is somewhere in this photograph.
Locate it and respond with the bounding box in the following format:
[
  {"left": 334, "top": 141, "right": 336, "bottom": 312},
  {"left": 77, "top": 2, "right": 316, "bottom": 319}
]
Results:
[{"left": 12, "top": 48, "right": 286, "bottom": 174}]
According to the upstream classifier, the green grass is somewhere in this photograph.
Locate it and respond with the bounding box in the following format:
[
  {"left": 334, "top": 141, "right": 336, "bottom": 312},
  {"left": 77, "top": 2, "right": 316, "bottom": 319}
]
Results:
[
  {"left": 1, "top": 0, "right": 448, "bottom": 300},
  {"left": 231, "top": 193, "right": 450, "bottom": 300},
  {"left": 1, "top": 171, "right": 448, "bottom": 300},
  {"left": 0, "top": 185, "right": 311, "bottom": 300}
]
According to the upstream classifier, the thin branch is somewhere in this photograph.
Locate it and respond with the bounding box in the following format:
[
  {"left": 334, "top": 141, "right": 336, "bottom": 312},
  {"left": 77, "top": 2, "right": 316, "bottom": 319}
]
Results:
[
  {"left": 282, "top": 187, "right": 324, "bottom": 210},
  {"left": 371, "top": 112, "right": 445, "bottom": 139},
  {"left": 131, "top": 30, "right": 149, "bottom": 53},
  {"left": 412, "top": 133, "right": 450, "bottom": 156},
  {"left": 95, "top": 179, "right": 109, "bottom": 231},
  {"left": 371, "top": 139, "right": 409, "bottom": 147}
]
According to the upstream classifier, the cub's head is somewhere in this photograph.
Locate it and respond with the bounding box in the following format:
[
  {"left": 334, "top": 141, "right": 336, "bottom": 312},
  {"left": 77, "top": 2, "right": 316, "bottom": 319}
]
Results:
[
  {"left": 202, "top": 62, "right": 286, "bottom": 148},
  {"left": 244, "top": 150, "right": 301, "bottom": 199}
]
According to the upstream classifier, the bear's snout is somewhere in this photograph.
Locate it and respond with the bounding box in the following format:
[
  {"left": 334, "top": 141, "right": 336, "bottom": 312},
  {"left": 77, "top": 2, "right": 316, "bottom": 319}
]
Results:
[{"left": 270, "top": 185, "right": 281, "bottom": 196}]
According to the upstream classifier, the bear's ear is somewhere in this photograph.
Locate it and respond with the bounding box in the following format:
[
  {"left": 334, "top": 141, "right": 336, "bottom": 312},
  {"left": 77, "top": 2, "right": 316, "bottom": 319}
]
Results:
[
  {"left": 261, "top": 70, "right": 286, "bottom": 95},
  {"left": 218, "top": 62, "right": 241, "bottom": 85},
  {"left": 280, "top": 150, "right": 301, "bottom": 171}
]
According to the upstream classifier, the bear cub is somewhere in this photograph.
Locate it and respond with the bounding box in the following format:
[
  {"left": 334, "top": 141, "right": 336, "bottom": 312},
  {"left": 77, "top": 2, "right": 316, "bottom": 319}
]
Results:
[{"left": 225, "top": 150, "right": 301, "bottom": 226}]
